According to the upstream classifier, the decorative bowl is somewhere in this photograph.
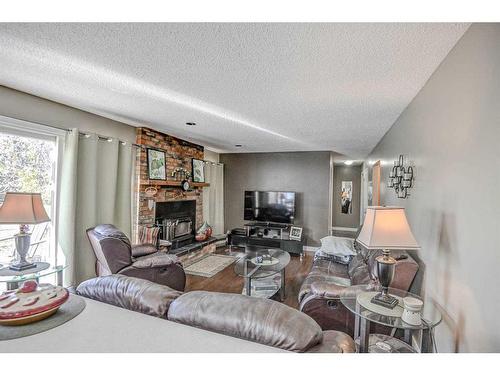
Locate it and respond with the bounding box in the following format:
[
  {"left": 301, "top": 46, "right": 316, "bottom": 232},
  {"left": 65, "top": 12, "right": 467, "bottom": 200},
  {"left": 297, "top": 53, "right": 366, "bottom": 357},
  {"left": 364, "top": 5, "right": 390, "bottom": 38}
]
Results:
[
  {"left": 0, "top": 282, "right": 69, "bottom": 326},
  {"left": 195, "top": 233, "right": 207, "bottom": 242}
]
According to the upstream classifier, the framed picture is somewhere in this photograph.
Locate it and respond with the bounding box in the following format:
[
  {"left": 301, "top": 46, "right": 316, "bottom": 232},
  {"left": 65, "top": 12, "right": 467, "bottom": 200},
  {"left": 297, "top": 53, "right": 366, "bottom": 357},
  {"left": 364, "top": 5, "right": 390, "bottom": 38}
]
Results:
[
  {"left": 289, "top": 226, "right": 303, "bottom": 241},
  {"left": 146, "top": 148, "right": 166, "bottom": 180},
  {"left": 191, "top": 158, "right": 205, "bottom": 183},
  {"left": 341, "top": 181, "right": 353, "bottom": 214}
]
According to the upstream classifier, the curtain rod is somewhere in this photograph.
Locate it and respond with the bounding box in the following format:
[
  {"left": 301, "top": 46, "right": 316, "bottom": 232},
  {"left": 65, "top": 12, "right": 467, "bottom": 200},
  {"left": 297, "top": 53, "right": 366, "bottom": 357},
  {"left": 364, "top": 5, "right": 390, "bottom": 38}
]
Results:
[
  {"left": 4, "top": 115, "right": 224, "bottom": 161},
  {"left": 203, "top": 160, "right": 224, "bottom": 166},
  {"left": 3, "top": 115, "right": 142, "bottom": 147},
  {"left": 71, "top": 130, "right": 142, "bottom": 148}
]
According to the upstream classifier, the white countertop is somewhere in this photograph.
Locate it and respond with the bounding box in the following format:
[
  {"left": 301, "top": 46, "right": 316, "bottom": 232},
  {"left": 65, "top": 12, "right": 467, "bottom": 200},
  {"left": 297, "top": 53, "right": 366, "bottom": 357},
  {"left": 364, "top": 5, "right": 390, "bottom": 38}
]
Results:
[{"left": 0, "top": 297, "right": 283, "bottom": 353}]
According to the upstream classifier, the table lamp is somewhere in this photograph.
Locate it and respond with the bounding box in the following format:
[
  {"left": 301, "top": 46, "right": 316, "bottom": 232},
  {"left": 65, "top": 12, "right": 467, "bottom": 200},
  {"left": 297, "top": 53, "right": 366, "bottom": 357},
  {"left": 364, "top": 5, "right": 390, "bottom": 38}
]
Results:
[
  {"left": 0, "top": 192, "right": 50, "bottom": 271},
  {"left": 356, "top": 206, "right": 420, "bottom": 309}
]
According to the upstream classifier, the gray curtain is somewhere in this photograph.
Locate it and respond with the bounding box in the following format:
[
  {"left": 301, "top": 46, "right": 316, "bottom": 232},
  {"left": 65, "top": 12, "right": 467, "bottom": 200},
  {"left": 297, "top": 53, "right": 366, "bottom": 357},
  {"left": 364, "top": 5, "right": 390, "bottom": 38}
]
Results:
[
  {"left": 57, "top": 129, "right": 134, "bottom": 285},
  {"left": 202, "top": 162, "right": 224, "bottom": 235}
]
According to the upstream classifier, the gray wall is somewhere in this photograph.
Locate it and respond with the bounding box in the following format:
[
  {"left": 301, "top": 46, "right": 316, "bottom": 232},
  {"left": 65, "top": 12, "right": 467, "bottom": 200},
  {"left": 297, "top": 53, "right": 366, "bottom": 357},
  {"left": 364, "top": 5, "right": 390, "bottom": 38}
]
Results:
[
  {"left": 367, "top": 24, "right": 500, "bottom": 352},
  {"left": 220, "top": 151, "right": 331, "bottom": 246},
  {"left": 0, "top": 85, "right": 136, "bottom": 142},
  {"left": 332, "top": 165, "right": 361, "bottom": 229}
]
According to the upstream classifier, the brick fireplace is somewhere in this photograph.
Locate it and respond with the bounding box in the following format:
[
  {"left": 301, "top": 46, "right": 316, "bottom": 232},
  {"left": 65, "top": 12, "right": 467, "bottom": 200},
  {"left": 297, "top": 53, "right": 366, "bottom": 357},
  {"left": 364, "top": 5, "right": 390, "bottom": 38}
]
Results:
[{"left": 134, "top": 127, "right": 205, "bottom": 242}]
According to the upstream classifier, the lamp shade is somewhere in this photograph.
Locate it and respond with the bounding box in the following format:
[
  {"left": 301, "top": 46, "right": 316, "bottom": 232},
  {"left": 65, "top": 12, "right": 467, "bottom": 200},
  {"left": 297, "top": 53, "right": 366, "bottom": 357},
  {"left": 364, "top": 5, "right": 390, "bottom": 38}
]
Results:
[
  {"left": 357, "top": 206, "right": 420, "bottom": 250},
  {"left": 0, "top": 192, "right": 50, "bottom": 224}
]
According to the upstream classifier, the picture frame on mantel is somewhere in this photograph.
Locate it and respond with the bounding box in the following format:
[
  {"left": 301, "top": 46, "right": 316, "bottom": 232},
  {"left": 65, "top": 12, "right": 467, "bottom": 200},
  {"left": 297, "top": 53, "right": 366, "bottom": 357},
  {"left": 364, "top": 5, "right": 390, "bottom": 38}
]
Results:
[
  {"left": 191, "top": 158, "right": 205, "bottom": 183},
  {"left": 147, "top": 148, "right": 166, "bottom": 180},
  {"left": 289, "top": 226, "right": 303, "bottom": 241}
]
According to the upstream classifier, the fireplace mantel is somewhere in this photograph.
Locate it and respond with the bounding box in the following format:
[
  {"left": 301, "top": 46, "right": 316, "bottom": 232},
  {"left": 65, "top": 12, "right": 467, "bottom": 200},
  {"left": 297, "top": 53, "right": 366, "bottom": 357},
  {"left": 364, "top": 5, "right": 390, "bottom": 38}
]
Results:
[
  {"left": 140, "top": 180, "right": 209, "bottom": 189},
  {"left": 135, "top": 127, "right": 205, "bottom": 239}
]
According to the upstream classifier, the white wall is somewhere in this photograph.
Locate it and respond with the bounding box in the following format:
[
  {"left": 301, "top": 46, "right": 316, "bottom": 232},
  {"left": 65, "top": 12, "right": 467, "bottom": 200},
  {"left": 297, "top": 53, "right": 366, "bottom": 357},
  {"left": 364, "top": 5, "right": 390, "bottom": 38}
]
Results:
[
  {"left": 0, "top": 85, "right": 136, "bottom": 142},
  {"left": 367, "top": 24, "right": 500, "bottom": 352}
]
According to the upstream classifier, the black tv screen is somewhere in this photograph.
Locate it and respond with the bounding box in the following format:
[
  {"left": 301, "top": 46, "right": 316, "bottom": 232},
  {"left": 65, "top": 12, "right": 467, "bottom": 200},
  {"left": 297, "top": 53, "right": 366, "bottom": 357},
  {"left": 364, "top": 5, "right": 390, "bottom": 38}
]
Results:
[{"left": 244, "top": 191, "right": 296, "bottom": 224}]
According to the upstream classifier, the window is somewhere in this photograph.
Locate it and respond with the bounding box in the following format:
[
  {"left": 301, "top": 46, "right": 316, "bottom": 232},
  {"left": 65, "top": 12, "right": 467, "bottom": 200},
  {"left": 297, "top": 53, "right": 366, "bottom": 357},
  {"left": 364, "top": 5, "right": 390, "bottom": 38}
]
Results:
[{"left": 0, "top": 116, "right": 64, "bottom": 268}]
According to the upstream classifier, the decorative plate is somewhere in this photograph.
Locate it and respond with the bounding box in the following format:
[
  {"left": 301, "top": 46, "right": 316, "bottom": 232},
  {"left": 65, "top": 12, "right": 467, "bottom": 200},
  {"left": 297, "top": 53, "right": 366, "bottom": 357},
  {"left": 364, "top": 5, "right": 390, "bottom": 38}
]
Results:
[
  {"left": 250, "top": 257, "right": 280, "bottom": 266},
  {"left": 0, "top": 282, "right": 69, "bottom": 326}
]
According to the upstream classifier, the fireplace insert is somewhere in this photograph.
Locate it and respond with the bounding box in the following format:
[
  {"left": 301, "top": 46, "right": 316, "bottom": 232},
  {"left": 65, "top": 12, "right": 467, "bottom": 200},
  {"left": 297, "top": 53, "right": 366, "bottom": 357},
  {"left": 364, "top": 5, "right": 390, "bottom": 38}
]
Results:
[{"left": 156, "top": 217, "right": 192, "bottom": 242}]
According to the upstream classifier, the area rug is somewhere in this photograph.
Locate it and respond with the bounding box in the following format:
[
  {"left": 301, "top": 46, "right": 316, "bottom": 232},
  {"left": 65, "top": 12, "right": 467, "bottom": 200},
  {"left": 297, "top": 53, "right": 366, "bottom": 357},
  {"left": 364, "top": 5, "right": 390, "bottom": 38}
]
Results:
[{"left": 183, "top": 254, "right": 237, "bottom": 278}]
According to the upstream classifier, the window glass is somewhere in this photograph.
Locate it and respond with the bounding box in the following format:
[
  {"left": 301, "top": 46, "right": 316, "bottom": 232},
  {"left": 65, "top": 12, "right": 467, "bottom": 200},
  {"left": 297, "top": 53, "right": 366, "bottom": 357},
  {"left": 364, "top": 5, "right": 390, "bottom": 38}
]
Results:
[{"left": 0, "top": 132, "right": 57, "bottom": 264}]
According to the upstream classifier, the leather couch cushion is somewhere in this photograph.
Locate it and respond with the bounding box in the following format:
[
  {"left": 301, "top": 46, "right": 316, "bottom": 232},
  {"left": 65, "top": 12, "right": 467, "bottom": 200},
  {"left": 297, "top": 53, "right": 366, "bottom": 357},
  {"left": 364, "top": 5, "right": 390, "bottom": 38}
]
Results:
[
  {"left": 93, "top": 224, "right": 131, "bottom": 248},
  {"left": 168, "top": 291, "right": 323, "bottom": 352},
  {"left": 132, "top": 253, "right": 180, "bottom": 268},
  {"left": 298, "top": 258, "right": 350, "bottom": 303},
  {"left": 88, "top": 224, "right": 133, "bottom": 274},
  {"left": 305, "top": 330, "right": 356, "bottom": 353},
  {"left": 131, "top": 244, "right": 158, "bottom": 258},
  {"left": 350, "top": 264, "right": 372, "bottom": 285},
  {"left": 76, "top": 275, "right": 182, "bottom": 318},
  {"left": 347, "top": 251, "right": 369, "bottom": 278}
]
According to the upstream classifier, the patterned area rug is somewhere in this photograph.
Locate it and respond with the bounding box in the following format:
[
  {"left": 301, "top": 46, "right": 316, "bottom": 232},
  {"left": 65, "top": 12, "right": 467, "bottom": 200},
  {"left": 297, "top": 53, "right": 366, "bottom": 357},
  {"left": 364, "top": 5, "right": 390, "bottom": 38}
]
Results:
[{"left": 183, "top": 254, "right": 237, "bottom": 278}]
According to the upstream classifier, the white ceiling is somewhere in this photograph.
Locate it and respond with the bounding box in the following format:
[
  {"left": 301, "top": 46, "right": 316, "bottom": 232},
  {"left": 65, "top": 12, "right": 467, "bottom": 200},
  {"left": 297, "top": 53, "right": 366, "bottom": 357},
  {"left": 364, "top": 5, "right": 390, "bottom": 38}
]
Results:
[{"left": 0, "top": 23, "right": 469, "bottom": 157}]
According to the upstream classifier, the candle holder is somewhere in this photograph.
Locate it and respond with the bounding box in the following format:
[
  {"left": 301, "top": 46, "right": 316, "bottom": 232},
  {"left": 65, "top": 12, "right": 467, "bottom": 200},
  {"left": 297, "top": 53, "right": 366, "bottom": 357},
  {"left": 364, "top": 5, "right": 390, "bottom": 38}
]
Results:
[{"left": 386, "top": 155, "right": 414, "bottom": 199}]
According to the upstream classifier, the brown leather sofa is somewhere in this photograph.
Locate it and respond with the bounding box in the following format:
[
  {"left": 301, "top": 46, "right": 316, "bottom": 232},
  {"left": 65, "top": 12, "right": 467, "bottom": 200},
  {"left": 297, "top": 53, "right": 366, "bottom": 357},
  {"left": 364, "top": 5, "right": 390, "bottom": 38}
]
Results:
[
  {"left": 299, "top": 246, "right": 419, "bottom": 336},
  {"left": 77, "top": 275, "right": 356, "bottom": 353},
  {"left": 86, "top": 224, "right": 186, "bottom": 291}
]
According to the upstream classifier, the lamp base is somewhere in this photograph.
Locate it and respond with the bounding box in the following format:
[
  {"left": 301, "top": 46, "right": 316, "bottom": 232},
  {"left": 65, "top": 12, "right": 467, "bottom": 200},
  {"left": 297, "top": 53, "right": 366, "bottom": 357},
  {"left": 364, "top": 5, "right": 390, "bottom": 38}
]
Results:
[
  {"left": 9, "top": 260, "right": 36, "bottom": 271},
  {"left": 371, "top": 292, "right": 399, "bottom": 309}
]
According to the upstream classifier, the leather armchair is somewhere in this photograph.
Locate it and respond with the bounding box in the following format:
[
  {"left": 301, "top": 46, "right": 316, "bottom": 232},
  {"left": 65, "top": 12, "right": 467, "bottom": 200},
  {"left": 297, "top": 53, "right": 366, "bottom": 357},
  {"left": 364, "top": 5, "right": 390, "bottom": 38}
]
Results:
[{"left": 86, "top": 224, "right": 186, "bottom": 291}]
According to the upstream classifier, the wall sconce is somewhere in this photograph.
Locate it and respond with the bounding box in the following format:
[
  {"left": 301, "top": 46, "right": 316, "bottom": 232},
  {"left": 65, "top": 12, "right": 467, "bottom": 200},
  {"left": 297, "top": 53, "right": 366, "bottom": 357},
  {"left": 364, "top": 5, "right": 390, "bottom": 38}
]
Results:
[{"left": 387, "top": 155, "right": 414, "bottom": 199}]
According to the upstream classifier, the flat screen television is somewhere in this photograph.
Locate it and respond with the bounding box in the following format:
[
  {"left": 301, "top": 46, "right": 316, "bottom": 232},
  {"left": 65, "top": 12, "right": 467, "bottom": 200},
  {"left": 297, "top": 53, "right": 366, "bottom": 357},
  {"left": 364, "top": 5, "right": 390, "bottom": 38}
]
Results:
[{"left": 244, "top": 190, "right": 296, "bottom": 224}]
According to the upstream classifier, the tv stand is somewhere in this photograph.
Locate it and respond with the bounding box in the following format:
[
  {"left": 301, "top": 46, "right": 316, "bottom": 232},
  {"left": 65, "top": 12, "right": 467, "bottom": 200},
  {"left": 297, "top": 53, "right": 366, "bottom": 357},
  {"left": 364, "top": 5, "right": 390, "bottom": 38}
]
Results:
[{"left": 229, "top": 222, "right": 303, "bottom": 256}]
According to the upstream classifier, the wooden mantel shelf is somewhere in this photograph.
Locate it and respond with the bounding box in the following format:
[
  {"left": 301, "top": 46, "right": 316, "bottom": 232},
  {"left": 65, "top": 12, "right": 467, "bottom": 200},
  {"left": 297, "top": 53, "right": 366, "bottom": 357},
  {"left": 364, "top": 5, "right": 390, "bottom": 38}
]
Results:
[{"left": 140, "top": 180, "right": 209, "bottom": 188}]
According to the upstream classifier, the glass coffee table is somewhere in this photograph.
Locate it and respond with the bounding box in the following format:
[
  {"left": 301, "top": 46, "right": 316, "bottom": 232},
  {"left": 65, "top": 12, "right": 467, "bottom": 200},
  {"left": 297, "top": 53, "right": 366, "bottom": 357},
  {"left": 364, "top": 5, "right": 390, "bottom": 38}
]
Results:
[
  {"left": 340, "top": 285, "right": 442, "bottom": 353},
  {"left": 234, "top": 248, "right": 290, "bottom": 300},
  {"left": 0, "top": 262, "right": 67, "bottom": 290}
]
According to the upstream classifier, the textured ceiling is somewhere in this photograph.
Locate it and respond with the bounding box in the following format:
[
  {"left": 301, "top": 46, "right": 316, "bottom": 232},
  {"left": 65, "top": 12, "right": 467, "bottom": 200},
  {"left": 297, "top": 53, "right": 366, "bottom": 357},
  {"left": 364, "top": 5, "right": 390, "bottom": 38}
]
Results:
[{"left": 0, "top": 23, "right": 469, "bottom": 157}]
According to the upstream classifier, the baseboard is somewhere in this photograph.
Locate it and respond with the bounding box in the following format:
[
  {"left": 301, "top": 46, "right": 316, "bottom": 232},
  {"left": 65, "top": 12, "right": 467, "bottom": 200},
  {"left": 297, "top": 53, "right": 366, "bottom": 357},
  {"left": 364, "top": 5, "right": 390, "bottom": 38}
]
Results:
[
  {"left": 330, "top": 226, "right": 359, "bottom": 232},
  {"left": 303, "top": 246, "right": 319, "bottom": 253}
]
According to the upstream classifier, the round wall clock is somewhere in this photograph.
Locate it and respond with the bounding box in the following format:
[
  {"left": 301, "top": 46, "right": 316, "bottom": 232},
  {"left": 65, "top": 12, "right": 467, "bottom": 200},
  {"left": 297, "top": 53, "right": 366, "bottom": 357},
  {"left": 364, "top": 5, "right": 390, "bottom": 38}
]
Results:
[{"left": 181, "top": 179, "right": 190, "bottom": 191}]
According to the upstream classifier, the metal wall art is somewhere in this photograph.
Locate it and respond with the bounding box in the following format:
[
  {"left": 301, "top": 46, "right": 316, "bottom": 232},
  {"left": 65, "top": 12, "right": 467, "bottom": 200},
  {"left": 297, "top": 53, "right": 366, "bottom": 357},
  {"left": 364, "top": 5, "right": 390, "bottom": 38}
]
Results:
[{"left": 387, "top": 155, "right": 414, "bottom": 199}]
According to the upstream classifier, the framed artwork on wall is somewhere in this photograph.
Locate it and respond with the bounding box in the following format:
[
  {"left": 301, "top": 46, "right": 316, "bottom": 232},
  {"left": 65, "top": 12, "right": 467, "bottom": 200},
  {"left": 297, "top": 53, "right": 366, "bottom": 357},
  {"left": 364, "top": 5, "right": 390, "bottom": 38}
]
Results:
[
  {"left": 146, "top": 148, "right": 166, "bottom": 180},
  {"left": 191, "top": 158, "right": 205, "bottom": 183},
  {"left": 341, "top": 181, "right": 353, "bottom": 214}
]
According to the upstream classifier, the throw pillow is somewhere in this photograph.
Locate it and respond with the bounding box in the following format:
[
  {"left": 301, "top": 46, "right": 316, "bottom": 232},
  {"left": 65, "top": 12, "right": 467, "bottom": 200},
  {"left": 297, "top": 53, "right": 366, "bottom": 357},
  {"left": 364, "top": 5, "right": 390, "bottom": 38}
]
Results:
[
  {"left": 138, "top": 225, "right": 160, "bottom": 246},
  {"left": 318, "top": 236, "right": 356, "bottom": 257}
]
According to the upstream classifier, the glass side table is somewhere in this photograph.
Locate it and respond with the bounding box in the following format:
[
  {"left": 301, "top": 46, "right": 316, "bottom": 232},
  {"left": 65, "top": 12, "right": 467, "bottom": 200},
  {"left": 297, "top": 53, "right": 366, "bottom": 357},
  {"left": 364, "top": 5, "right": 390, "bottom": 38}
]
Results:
[
  {"left": 0, "top": 262, "right": 67, "bottom": 290},
  {"left": 234, "top": 248, "right": 290, "bottom": 300},
  {"left": 340, "top": 285, "right": 442, "bottom": 353}
]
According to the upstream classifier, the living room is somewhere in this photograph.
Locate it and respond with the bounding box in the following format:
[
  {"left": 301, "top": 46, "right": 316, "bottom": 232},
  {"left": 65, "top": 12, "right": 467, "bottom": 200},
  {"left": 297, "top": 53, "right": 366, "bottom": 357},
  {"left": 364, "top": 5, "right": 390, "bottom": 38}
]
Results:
[{"left": 0, "top": 1, "right": 499, "bottom": 373}]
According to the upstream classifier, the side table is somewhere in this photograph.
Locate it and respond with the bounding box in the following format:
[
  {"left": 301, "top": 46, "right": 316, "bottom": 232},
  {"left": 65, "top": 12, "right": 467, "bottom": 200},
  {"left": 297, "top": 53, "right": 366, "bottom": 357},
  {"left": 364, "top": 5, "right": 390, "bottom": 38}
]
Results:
[
  {"left": 0, "top": 262, "right": 67, "bottom": 290},
  {"left": 340, "top": 285, "right": 442, "bottom": 353}
]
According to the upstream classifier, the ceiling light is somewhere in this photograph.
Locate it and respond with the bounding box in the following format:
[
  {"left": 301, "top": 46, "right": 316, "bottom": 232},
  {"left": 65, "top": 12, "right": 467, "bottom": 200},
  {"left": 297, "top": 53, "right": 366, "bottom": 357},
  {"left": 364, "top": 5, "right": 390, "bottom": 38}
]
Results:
[
  {"left": 185, "top": 122, "right": 196, "bottom": 126},
  {"left": 344, "top": 160, "right": 353, "bottom": 165},
  {"left": 235, "top": 144, "right": 242, "bottom": 148}
]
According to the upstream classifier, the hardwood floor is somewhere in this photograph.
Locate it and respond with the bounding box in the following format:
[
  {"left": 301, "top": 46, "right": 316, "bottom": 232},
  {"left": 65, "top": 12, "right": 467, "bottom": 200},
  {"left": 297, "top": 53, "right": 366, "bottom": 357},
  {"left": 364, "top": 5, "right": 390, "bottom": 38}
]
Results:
[{"left": 185, "top": 247, "right": 313, "bottom": 309}]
